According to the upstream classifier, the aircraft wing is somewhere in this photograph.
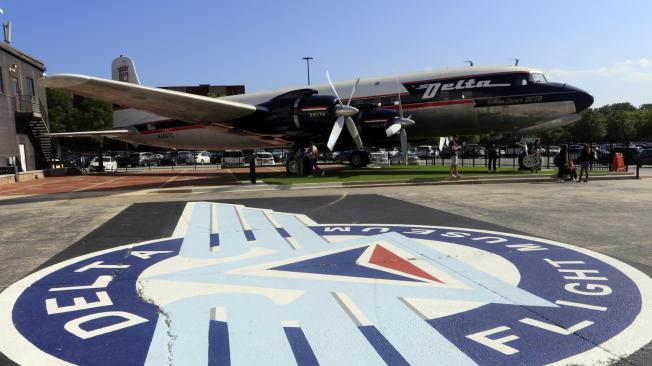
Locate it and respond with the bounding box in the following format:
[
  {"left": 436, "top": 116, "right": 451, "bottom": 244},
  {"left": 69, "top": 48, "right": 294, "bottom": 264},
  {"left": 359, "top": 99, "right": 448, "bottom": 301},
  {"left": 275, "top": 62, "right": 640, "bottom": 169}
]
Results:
[
  {"left": 39, "top": 74, "right": 258, "bottom": 124},
  {"left": 44, "top": 129, "right": 133, "bottom": 138}
]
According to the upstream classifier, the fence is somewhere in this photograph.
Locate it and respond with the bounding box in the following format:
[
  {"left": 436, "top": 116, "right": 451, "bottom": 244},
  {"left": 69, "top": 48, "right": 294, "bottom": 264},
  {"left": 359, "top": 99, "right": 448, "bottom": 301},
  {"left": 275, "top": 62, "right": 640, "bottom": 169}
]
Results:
[
  {"left": 0, "top": 166, "right": 16, "bottom": 175},
  {"left": 405, "top": 142, "right": 638, "bottom": 171}
]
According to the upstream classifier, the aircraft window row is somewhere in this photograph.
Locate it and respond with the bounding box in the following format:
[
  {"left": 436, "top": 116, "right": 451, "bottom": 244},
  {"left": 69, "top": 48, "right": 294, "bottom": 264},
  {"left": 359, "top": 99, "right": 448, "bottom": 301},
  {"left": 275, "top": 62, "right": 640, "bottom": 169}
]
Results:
[{"left": 530, "top": 73, "right": 547, "bottom": 83}]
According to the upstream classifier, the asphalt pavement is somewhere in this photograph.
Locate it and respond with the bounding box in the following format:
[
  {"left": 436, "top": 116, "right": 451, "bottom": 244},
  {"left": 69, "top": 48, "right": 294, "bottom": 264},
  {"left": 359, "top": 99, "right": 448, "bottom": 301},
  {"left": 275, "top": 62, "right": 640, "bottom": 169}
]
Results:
[{"left": 0, "top": 168, "right": 650, "bottom": 365}]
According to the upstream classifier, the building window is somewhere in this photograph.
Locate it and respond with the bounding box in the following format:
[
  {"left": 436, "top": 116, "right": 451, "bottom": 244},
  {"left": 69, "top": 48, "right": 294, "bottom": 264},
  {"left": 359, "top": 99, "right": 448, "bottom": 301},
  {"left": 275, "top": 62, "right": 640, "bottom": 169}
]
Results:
[
  {"left": 0, "top": 67, "right": 4, "bottom": 94},
  {"left": 11, "top": 77, "right": 20, "bottom": 95},
  {"left": 25, "top": 77, "right": 35, "bottom": 96}
]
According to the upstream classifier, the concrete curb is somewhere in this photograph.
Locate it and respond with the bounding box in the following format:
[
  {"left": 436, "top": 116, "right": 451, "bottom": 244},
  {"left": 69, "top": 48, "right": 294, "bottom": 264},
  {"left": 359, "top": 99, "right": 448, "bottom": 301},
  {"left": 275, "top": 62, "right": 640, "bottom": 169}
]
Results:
[{"left": 144, "top": 172, "right": 636, "bottom": 195}]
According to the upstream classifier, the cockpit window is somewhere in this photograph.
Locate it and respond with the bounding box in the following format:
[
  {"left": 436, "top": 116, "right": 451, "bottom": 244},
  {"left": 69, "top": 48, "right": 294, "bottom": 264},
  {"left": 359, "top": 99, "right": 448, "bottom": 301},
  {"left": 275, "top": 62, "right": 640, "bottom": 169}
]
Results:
[{"left": 530, "top": 73, "right": 547, "bottom": 83}]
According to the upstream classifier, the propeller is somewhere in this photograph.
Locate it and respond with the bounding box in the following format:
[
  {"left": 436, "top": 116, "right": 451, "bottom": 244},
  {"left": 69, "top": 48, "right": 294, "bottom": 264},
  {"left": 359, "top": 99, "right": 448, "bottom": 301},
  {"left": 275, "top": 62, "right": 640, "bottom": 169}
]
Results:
[
  {"left": 325, "top": 71, "right": 362, "bottom": 151},
  {"left": 385, "top": 79, "right": 415, "bottom": 164}
]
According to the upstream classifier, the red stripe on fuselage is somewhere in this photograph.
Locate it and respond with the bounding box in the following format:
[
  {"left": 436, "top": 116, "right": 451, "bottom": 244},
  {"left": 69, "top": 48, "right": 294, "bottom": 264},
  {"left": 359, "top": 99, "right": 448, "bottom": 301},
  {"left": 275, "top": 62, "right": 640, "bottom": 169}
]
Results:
[
  {"left": 381, "top": 99, "right": 474, "bottom": 110},
  {"left": 140, "top": 124, "right": 207, "bottom": 135}
]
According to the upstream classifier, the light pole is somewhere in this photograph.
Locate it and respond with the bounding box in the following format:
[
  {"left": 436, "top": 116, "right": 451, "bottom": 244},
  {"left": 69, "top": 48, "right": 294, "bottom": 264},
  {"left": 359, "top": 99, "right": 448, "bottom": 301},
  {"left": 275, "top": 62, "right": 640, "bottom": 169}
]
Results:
[{"left": 302, "top": 57, "right": 313, "bottom": 85}]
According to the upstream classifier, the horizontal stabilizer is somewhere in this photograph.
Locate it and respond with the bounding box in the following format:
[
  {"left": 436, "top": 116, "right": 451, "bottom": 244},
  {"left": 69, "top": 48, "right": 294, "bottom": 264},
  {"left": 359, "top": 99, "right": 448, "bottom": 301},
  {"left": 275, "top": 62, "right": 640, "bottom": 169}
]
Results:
[
  {"left": 40, "top": 74, "right": 257, "bottom": 124},
  {"left": 44, "top": 129, "right": 132, "bottom": 138}
]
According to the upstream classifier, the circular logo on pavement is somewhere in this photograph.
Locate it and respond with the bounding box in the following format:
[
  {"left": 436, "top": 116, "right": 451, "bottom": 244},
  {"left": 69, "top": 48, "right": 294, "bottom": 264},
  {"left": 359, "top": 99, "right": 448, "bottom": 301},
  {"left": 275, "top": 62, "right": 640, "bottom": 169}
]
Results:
[{"left": 1, "top": 202, "right": 650, "bottom": 365}]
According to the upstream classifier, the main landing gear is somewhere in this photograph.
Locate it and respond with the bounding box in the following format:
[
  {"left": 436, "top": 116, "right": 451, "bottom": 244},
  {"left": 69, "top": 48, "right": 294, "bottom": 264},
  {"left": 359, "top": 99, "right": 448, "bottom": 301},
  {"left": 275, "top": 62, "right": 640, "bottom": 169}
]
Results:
[
  {"left": 284, "top": 149, "right": 369, "bottom": 176},
  {"left": 348, "top": 150, "right": 369, "bottom": 168}
]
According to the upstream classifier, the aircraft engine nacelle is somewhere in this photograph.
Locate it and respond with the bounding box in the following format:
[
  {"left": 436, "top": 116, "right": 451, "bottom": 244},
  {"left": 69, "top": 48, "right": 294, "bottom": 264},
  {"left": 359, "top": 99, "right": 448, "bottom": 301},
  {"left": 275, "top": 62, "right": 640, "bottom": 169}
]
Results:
[
  {"left": 357, "top": 108, "right": 397, "bottom": 139},
  {"left": 253, "top": 92, "right": 338, "bottom": 140},
  {"left": 292, "top": 95, "right": 339, "bottom": 131}
]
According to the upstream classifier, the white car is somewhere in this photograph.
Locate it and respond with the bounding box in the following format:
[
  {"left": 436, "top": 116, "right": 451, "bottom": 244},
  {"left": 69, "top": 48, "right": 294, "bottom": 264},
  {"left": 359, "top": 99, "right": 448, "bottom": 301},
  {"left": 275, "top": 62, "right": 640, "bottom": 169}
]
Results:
[
  {"left": 391, "top": 152, "right": 420, "bottom": 165},
  {"left": 369, "top": 152, "right": 390, "bottom": 165},
  {"left": 194, "top": 151, "right": 211, "bottom": 164},
  {"left": 255, "top": 152, "right": 275, "bottom": 166},
  {"left": 89, "top": 156, "right": 118, "bottom": 172}
]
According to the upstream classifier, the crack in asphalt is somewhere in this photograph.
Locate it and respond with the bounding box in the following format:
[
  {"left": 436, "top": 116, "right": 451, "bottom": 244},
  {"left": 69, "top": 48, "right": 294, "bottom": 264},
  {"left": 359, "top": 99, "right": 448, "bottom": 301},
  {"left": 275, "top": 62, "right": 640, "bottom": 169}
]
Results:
[{"left": 137, "top": 279, "right": 176, "bottom": 366}]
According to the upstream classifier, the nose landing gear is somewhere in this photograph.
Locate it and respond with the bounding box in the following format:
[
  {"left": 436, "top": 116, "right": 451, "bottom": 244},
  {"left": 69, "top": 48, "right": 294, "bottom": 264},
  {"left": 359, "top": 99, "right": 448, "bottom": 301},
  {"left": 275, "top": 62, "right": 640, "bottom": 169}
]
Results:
[{"left": 517, "top": 137, "right": 542, "bottom": 171}]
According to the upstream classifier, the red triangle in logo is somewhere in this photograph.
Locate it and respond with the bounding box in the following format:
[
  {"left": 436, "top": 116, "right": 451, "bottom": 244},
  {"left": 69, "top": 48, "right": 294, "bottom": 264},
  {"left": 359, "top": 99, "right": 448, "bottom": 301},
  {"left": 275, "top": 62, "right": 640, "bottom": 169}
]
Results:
[{"left": 368, "top": 245, "right": 442, "bottom": 283}]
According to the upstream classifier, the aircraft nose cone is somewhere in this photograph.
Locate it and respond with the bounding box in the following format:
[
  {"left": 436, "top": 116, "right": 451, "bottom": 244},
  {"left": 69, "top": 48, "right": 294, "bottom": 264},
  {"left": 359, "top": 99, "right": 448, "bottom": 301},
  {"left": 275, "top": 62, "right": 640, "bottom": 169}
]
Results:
[
  {"left": 336, "top": 105, "right": 359, "bottom": 117},
  {"left": 573, "top": 89, "right": 594, "bottom": 113}
]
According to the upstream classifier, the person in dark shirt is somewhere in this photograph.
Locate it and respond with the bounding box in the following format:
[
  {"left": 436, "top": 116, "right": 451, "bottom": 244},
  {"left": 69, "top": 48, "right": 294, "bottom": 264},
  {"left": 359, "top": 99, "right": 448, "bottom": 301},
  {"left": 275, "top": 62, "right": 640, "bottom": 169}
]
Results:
[
  {"left": 578, "top": 144, "right": 592, "bottom": 182},
  {"left": 486, "top": 138, "right": 498, "bottom": 172},
  {"left": 555, "top": 145, "right": 569, "bottom": 182}
]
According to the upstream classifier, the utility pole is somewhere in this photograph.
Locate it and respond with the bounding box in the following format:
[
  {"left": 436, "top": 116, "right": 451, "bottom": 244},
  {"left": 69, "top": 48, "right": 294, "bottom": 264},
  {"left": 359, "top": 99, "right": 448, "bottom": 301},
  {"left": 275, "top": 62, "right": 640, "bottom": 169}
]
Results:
[{"left": 302, "top": 57, "right": 313, "bottom": 85}]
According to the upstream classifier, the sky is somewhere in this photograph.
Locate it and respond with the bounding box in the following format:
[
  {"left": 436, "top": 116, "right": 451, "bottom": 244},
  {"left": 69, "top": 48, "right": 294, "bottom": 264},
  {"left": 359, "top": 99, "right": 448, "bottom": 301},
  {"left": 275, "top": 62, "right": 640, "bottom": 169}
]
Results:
[{"left": 2, "top": 0, "right": 651, "bottom": 107}]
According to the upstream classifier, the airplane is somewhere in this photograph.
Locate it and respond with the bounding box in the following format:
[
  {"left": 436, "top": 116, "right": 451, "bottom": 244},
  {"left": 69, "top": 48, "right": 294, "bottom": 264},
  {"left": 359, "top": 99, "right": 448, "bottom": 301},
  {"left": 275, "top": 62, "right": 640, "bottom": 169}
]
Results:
[{"left": 41, "top": 56, "right": 593, "bottom": 174}]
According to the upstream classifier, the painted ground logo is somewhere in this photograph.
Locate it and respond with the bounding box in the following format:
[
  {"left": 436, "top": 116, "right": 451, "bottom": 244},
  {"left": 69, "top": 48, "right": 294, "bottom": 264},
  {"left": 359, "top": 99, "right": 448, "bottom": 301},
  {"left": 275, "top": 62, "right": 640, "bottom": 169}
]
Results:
[{"left": 0, "top": 202, "right": 650, "bottom": 365}]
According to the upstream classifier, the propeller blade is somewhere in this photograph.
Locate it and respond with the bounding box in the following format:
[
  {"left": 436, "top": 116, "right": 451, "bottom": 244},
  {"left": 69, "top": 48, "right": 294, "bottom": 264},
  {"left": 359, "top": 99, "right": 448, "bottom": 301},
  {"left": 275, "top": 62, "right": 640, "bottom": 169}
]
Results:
[
  {"left": 385, "top": 123, "right": 402, "bottom": 137},
  {"left": 327, "top": 116, "right": 345, "bottom": 151},
  {"left": 400, "top": 129, "right": 408, "bottom": 165},
  {"left": 347, "top": 78, "right": 360, "bottom": 106},
  {"left": 345, "top": 117, "right": 363, "bottom": 150},
  {"left": 396, "top": 78, "right": 404, "bottom": 118},
  {"left": 326, "top": 71, "right": 343, "bottom": 106}
]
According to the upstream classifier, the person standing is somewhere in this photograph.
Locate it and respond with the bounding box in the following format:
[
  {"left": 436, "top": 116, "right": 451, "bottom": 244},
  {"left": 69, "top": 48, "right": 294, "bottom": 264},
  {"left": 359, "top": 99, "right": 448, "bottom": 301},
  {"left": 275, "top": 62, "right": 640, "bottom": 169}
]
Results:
[
  {"left": 555, "top": 145, "right": 568, "bottom": 182},
  {"left": 449, "top": 136, "right": 462, "bottom": 179},
  {"left": 309, "top": 142, "right": 324, "bottom": 177},
  {"left": 578, "top": 144, "right": 592, "bottom": 182},
  {"left": 486, "top": 138, "right": 498, "bottom": 172}
]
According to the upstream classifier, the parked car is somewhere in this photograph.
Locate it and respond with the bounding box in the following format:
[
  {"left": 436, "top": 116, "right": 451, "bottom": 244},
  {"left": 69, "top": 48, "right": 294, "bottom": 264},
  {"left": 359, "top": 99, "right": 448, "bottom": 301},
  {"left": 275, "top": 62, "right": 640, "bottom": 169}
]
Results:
[
  {"left": 369, "top": 151, "right": 390, "bottom": 165},
  {"left": 568, "top": 147, "right": 582, "bottom": 162},
  {"left": 270, "top": 149, "right": 289, "bottom": 163},
  {"left": 255, "top": 152, "right": 275, "bottom": 166},
  {"left": 321, "top": 151, "right": 340, "bottom": 161},
  {"left": 129, "top": 152, "right": 154, "bottom": 167},
  {"left": 463, "top": 144, "right": 485, "bottom": 158},
  {"left": 113, "top": 153, "right": 131, "bottom": 168},
  {"left": 222, "top": 150, "right": 246, "bottom": 166},
  {"left": 176, "top": 151, "right": 194, "bottom": 164},
  {"left": 544, "top": 146, "right": 561, "bottom": 157},
  {"left": 210, "top": 152, "right": 223, "bottom": 164},
  {"left": 159, "top": 152, "right": 178, "bottom": 166},
  {"left": 416, "top": 145, "right": 437, "bottom": 159},
  {"left": 504, "top": 144, "right": 522, "bottom": 157},
  {"left": 194, "top": 151, "right": 211, "bottom": 164},
  {"left": 639, "top": 149, "right": 652, "bottom": 165},
  {"left": 150, "top": 153, "right": 164, "bottom": 165},
  {"left": 89, "top": 156, "right": 118, "bottom": 172},
  {"left": 391, "top": 152, "right": 419, "bottom": 165}
]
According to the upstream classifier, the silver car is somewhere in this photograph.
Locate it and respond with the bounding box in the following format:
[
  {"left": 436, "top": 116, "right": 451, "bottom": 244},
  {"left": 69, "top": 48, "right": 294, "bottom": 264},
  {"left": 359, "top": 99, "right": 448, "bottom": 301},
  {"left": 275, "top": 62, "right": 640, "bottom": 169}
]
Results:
[
  {"left": 391, "top": 152, "right": 419, "bottom": 165},
  {"left": 369, "top": 152, "right": 390, "bottom": 165}
]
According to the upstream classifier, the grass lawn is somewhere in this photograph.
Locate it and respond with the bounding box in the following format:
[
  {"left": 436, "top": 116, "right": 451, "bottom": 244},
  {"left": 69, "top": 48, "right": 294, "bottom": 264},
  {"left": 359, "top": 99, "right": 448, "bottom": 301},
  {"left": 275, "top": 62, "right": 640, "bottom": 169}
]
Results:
[{"left": 236, "top": 165, "right": 556, "bottom": 185}]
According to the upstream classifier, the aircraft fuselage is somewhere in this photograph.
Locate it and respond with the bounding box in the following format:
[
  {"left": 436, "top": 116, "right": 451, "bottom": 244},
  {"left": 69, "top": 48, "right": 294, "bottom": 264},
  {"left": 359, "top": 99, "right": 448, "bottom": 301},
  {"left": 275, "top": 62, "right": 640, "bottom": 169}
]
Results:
[{"left": 113, "top": 66, "right": 593, "bottom": 150}]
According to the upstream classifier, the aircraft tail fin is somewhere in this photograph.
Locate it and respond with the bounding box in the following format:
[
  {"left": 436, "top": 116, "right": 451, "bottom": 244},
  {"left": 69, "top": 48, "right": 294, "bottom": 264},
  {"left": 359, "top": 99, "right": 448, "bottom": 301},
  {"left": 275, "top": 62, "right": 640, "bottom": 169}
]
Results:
[
  {"left": 111, "top": 55, "right": 141, "bottom": 85},
  {"left": 111, "top": 55, "right": 141, "bottom": 128}
]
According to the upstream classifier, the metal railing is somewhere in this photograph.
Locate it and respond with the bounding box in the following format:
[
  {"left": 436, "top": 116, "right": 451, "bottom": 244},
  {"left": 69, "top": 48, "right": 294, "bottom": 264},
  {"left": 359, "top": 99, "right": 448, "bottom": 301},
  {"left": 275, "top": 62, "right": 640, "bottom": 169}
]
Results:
[
  {"left": 13, "top": 95, "right": 42, "bottom": 117},
  {"left": 409, "top": 142, "right": 640, "bottom": 172}
]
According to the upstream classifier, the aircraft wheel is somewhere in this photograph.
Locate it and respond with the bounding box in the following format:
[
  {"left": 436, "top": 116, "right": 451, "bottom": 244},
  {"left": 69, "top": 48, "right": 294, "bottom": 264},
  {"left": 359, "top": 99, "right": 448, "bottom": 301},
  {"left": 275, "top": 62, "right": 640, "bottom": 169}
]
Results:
[
  {"left": 519, "top": 153, "right": 542, "bottom": 170},
  {"left": 350, "top": 151, "right": 369, "bottom": 168},
  {"left": 285, "top": 159, "right": 299, "bottom": 175}
]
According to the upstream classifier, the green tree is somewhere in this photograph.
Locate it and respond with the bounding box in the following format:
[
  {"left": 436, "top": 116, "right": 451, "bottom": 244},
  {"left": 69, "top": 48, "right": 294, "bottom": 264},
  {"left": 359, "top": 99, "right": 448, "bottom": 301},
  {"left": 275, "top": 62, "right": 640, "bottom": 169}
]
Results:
[
  {"left": 636, "top": 109, "right": 652, "bottom": 139},
  {"left": 72, "top": 97, "right": 113, "bottom": 131},
  {"left": 568, "top": 109, "right": 607, "bottom": 141},
  {"left": 46, "top": 89, "right": 74, "bottom": 133},
  {"left": 605, "top": 110, "right": 637, "bottom": 140},
  {"left": 46, "top": 89, "right": 113, "bottom": 149}
]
